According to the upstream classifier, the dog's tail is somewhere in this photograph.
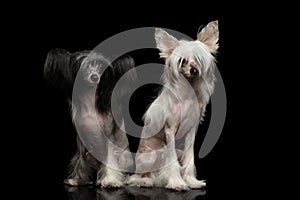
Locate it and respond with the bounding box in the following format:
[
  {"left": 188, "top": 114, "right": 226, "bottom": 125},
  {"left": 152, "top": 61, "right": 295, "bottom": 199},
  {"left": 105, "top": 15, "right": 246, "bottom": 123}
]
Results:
[
  {"left": 111, "top": 55, "right": 136, "bottom": 80},
  {"left": 96, "top": 55, "right": 137, "bottom": 118},
  {"left": 111, "top": 54, "right": 137, "bottom": 95}
]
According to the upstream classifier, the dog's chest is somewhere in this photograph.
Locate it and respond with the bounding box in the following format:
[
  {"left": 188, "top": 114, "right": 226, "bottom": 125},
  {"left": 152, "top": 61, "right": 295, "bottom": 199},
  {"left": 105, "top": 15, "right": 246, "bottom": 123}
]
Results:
[
  {"left": 75, "top": 110, "right": 99, "bottom": 132},
  {"left": 175, "top": 100, "right": 200, "bottom": 139},
  {"left": 97, "top": 113, "right": 114, "bottom": 135},
  {"left": 75, "top": 110, "right": 113, "bottom": 135}
]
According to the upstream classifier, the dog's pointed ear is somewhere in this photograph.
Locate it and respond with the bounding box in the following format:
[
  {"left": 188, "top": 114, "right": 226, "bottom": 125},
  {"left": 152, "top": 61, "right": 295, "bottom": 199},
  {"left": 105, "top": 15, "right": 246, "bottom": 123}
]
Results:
[
  {"left": 155, "top": 28, "right": 179, "bottom": 57},
  {"left": 197, "top": 20, "right": 219, "bottom": 52}
]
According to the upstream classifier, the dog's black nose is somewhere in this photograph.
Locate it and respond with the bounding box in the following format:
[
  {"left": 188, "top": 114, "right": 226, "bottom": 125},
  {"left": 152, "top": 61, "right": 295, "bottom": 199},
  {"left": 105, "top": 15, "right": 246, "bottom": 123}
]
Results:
[
  {"left": 190, "top": 68, "right": 199, "bottom": 76},
  {"left": 91, "top": 74, "right": 99, "bottom": 82}
]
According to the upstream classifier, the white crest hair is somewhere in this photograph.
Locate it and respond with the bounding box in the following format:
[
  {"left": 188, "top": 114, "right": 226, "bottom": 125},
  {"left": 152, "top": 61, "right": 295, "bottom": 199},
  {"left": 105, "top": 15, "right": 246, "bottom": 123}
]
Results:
[
  {"left": 145, "top": 21, "right": 219, "bottom": 126},
  {"left": 166, "top": 40, "right": 216, "bottom": 106}
]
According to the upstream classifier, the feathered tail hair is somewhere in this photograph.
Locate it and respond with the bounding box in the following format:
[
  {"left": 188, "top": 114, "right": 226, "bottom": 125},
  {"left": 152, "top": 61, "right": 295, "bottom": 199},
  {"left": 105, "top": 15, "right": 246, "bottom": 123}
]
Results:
[{"left": 96, "top": 55, "right": 137, "bottom": 118}]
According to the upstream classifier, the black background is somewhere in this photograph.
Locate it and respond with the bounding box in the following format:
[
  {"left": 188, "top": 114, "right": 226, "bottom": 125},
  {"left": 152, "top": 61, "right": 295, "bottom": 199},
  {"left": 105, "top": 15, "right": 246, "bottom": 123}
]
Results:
[{"left": 4, "top": 4, "right": 276, "bottom": 200}]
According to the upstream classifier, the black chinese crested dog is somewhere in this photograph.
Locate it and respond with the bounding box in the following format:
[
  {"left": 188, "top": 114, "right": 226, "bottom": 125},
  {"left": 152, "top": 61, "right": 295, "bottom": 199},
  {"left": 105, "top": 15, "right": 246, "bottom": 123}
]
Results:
[{"left": 44, "top": 49, "right": 137, "bottom": 188}]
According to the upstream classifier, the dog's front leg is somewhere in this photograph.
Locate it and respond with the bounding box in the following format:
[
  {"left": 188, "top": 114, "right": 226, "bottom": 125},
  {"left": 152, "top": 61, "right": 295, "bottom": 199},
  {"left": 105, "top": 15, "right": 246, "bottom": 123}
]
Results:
[
  {"left": 64, "top": 136, "right": 96, "bottom": 186},
  {"left": 96, "top": 140, "right": 124, "bottom": 188},
  {"left": 113, "top": 120, "right": 134, "bottom": 172},
  {"left": 96, "top": 117, "right": 125, "bottom": 188},
  {"left": 181, "top": 129, "right": 206, "bottom": 189},
  {"left": 162, "top": 124, "right": 189, "bottom": 191}
]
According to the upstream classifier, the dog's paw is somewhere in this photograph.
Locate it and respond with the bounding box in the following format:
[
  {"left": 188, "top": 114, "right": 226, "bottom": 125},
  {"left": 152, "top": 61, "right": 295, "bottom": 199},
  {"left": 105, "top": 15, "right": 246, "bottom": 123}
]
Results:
[
  {"left": 64, "top": 178, "right": 93, "bottom": 186},
  {"left": 164, "top": 173, "right": 190, "bottom": 191},
  {"left": 125, "top": 174, "right": 154, "bottom": 187},
  {"left": 185, "top": 178, "right": 206, "bottom": 189},
  {"left": 165, "top": 181, "right": 189, "bottom": 191},
  {"left": 97, "top": 176, "right": 123, "bottom": 188}
]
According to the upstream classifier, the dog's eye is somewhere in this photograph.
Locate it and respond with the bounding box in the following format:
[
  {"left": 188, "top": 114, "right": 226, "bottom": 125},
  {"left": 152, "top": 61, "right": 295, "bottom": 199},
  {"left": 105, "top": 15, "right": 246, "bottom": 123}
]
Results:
[{"left": 179, "top": 58, "right": 188, "bottom": 65}]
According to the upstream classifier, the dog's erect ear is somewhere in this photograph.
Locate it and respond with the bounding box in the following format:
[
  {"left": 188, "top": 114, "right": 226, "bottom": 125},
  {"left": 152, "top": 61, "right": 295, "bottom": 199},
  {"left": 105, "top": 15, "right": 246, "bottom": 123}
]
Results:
[
  {"left": 197, "top": 20, "right": 219, "bottom": 52},
  {"left": 155, "top": 28, "right": 179, "bottom": 57}
]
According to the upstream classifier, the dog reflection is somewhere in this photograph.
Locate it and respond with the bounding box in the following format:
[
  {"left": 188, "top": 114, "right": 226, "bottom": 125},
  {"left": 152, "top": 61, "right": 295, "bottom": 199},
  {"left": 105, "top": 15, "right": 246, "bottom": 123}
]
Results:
[
  {"left": 126, "top": 187, "right": 206, "bottom": 200},
  {"left": 65, "top": 186, "right": 127, "bottom": 200},
  {"left": 65, "top": 185, "right": 205, "bottom": 200},
  {"left": 65, "top": 186, "right": 97, "bottom": 200}
]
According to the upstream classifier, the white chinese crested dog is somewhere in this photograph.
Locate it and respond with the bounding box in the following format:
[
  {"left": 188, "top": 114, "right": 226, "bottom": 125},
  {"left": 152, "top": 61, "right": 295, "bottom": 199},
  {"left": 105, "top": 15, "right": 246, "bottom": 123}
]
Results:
[
  {"left": 44, "top": 50, "right": 136, "bottom": 188},
  {"left": 126, "top": 20, "right": 219, "bottom": 190}
]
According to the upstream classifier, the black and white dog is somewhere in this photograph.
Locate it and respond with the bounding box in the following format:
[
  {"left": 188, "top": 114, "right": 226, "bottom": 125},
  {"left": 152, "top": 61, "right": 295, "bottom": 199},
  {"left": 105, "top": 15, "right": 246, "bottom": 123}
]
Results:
[{"left": 44, "top": 49, "right": 137, "bottom": 188}]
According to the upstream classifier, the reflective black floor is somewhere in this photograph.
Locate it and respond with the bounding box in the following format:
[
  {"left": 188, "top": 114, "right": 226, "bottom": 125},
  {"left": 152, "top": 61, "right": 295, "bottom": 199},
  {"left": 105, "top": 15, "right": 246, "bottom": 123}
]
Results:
[{"left": 64, "top": 185, "right": 207, "bottom": 200}]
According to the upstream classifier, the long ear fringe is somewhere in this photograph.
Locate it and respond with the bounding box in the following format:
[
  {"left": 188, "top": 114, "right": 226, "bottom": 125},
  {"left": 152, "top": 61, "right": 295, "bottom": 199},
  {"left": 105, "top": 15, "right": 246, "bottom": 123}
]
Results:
[
  {"left": 43, "top": 48, "right": 72, "bottom": 91},
  {"left": 159, "top": 52, "right": 168, "bottom": 58}
]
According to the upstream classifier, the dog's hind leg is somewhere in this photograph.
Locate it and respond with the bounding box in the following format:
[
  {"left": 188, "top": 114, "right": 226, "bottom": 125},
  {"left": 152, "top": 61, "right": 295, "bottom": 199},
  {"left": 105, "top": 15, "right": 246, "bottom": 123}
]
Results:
[
  {"left": 64, "top": 136, "right": 96, "bottom": 186},
  {"left": 125, "top": 144, "right": 157, "bottom": 187},
  {"left": 126, "top": 129, "right": 167, "bottom": 188}
]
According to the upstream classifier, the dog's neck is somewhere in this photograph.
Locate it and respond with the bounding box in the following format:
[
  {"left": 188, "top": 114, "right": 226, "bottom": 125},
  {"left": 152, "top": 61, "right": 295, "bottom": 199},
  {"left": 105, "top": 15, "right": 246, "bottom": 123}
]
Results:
[
  {"left": 165, "top": 75, "right": 201, "bottom": 101},
  {"left": 188, "top": 77, "right": 202, "bottom": 98},
  {"left": 76, "top": 84, "right": 98, "bottom": 113}
]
